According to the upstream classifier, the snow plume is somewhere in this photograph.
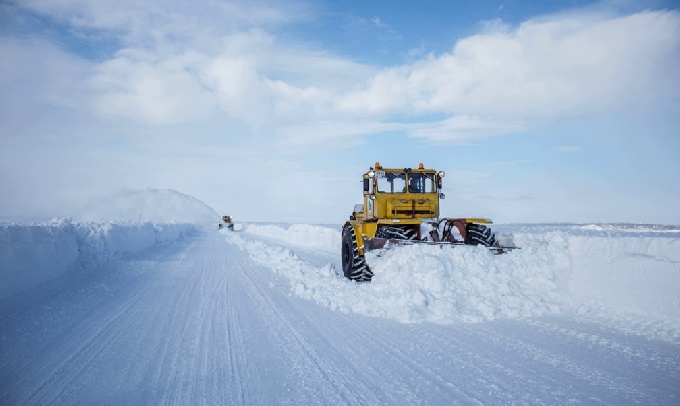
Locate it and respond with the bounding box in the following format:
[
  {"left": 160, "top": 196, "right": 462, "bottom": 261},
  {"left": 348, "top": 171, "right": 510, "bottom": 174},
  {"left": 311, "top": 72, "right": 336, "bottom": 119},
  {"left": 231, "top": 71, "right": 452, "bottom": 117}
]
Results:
[
  {"left": 225, "top": 223, "right": 680, "bottom": 328},
  {"left": 79, "top": 188, "right": 220, "bottom": 224},
  {"left": 0, "top": 218, "right": 194, "bottom": 300}
]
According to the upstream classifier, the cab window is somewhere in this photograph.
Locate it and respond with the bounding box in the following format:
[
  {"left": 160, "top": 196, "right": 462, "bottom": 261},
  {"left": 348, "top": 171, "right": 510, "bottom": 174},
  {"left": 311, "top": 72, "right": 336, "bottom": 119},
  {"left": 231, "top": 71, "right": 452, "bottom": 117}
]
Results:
[
  {"left": 407, "top": 173, "right": 436, "bottom": 193},
  {"left": 376, "top": 171, "right": 406, "bottom": 193}
]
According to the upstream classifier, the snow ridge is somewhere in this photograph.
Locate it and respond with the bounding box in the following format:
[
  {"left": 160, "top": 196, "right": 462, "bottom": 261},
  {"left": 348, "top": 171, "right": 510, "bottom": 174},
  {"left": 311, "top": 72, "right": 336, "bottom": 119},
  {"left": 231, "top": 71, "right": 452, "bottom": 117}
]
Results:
[
  {"left": 0, "top": 218, "right": 194, "bottom": 300},
  {"left": 227, "top": 223, "right": 680, "bottom": 333},
  {"left": 226, "top": 224, "right": 563, "bottom": 324}
]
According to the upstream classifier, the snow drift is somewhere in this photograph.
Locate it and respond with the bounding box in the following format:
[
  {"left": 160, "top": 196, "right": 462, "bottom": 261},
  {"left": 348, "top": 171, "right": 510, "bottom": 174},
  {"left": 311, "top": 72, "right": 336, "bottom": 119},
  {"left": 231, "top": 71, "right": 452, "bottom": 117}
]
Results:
[
  {"left": 0, "top": 218, "right": 194, "bottom": 300},
  {"left": 79, "top": 188, "right": 220, "bottom": 224},
  {"left": 227, "top": 223, "right": 680, "bottom": 334},
  {"left": 503, "top": 224, "right": 680, "bottom": 318},
  {"left": 0, "top": 188, "right": 222, "bottom": 300}
]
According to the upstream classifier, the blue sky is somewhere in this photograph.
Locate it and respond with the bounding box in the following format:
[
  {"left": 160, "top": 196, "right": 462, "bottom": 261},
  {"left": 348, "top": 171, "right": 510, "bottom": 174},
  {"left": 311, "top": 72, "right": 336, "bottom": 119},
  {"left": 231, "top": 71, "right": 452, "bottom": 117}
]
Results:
[{"left": 1, "top": 0, "right": 679, "bottom": 224}]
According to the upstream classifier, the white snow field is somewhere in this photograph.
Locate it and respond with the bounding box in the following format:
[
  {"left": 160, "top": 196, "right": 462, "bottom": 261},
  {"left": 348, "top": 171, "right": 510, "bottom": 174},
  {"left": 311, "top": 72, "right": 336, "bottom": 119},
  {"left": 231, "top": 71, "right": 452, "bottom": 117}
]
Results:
[{"left": 1, "top": 190, "right": 679, "bottom": 404}]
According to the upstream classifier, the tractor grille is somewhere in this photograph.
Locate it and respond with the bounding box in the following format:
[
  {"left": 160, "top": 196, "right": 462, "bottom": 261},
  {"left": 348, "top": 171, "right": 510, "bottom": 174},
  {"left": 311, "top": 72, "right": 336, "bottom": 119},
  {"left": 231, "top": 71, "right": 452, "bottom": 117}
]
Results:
[
  {"left": 393, "top": 209, "right": 435, "bottom": 216},
  {"left": 388, "top": 199, "right": 436, "bottom": 218}
]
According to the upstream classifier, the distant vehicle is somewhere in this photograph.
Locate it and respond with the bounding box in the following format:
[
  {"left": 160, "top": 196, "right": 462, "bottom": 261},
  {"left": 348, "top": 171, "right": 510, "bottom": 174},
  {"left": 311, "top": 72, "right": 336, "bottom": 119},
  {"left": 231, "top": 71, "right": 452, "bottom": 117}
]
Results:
[{"left": 219, "top": 215, "right": 234, "bottom": 231}]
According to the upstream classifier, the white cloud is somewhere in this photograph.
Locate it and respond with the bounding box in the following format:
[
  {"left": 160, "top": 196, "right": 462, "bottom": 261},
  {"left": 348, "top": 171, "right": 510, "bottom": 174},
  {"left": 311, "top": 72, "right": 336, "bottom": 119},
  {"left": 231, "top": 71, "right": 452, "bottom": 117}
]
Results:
[
  {"left": 408, "top": 115, "right": 525, "bottom": 144},
  {"left": 82, "top": 24, "right": 378, "bottom": 128},
  {"left": 274, "top": 120, "right": 404, "bottom": 150},
  {"left": 90, "top": 49, "right": 216, "bottom": 124},
  {"left": 14, "top": 1, "right": 676, "bottom": 147},
  {"left": 0, "top": 37, "right": 95, "bottom": 141},
  {"left": 5, "top": 2, "right": 678, "bottom": 142},
  {"left": 0, "top": 37, "right": 91, "bottom": 110},
  {"left": 17, "top": 0, "right": 313, "bottom": 39},
  {"left": 201, "top": 30, "right": 333, "bottom": 126},
  {"left": 337, "top": 10, "right": 680, "bottom": 121}
]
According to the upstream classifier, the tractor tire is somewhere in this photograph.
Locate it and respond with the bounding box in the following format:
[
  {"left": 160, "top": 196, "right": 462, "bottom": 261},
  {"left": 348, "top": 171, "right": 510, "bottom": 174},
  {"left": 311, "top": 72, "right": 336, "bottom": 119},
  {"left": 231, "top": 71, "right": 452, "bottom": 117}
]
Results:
[
  {"left": 465, "top": 223, "right": 498, "bottom": 247},
  {"left": 375, "top": 226, "right": 418, "bottom": 240},
  {"left": 341, "top": 227, "right": 373, "bottom": 282}
]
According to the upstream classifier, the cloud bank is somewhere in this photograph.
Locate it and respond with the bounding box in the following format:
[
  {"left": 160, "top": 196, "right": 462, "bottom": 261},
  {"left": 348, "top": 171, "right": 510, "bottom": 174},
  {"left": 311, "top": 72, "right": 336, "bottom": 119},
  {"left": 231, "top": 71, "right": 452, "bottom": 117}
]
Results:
[
  {"left": 3, "top": 2, "right": 677, "bottom": 144},
  {"left": 1, "top": 1, "right": 679, "bottom": 223}
]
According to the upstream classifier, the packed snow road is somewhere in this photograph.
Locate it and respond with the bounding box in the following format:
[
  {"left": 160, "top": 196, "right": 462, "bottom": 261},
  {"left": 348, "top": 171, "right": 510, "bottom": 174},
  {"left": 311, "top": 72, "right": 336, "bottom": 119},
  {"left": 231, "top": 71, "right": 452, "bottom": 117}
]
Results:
[{"left": 1, "top": 226, "right": 679, "bottom": 404}]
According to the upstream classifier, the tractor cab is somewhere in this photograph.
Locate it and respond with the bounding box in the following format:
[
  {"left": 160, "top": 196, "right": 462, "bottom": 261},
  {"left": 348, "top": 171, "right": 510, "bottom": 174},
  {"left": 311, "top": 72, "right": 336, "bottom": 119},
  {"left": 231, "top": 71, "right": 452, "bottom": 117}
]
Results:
[{"left": 360, "top": 162, "right": 444, "bottom": 221}]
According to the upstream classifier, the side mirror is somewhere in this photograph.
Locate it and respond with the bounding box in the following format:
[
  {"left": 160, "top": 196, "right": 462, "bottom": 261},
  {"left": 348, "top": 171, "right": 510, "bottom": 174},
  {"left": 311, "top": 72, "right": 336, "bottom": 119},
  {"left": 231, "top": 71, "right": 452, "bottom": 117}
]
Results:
[{"left": 363, "top": 178, "right": 370, "bottom": 193}]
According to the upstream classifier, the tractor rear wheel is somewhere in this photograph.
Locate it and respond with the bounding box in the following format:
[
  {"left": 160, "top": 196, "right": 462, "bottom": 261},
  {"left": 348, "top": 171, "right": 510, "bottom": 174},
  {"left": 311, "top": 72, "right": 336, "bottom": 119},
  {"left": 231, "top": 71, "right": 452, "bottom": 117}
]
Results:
[{"left": 341, "top": 227, "right": 373, "bottom": 282}]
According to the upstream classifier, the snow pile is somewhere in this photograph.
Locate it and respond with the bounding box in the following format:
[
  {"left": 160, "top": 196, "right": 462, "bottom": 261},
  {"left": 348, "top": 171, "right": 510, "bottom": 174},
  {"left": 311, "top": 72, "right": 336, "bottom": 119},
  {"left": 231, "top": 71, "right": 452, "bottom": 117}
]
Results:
[
  {"left": 79, "top": 188, "right": 220, "bottom": 224},
  {"left": 226, "top": 223, "right": 680, "bottom": 326},
  {"left": 225, "top": 228, "right": 562, "bottom": 323},
  {"left": 365, "top": 244, "right": 562, "bottom": 322},
  {"left": 500, "top": 224, "right": 680, "bottom": 316},
  {"left": 0, "top": 218, "right": 194, "bottom": 300}
]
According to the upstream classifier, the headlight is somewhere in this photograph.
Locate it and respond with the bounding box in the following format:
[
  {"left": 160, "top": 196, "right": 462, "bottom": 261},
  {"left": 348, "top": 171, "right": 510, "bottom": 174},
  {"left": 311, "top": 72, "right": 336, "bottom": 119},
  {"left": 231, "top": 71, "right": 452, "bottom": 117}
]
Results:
[
  {"left": 368, "top": 170, "right": 375, "bottom": 178},
  {"left": 438, "top": 171, "right": 445, "bottom": 178}
]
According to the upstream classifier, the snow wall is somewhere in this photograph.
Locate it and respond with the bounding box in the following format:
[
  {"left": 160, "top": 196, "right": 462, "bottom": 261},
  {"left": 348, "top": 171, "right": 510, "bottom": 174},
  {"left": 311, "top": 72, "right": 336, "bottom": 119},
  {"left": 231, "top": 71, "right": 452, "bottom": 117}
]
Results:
[
  {"left": 233, "top": 223, "right": 680, "bottom": 328},
  {"left": 0, "top": 219, "right": 195, "bottom": 300},
  {"left": 507, "top": 224, "right": 680, "bottom": 320},
  {"left": 0, "top": 189, "right": 219, "bottom": 300}
]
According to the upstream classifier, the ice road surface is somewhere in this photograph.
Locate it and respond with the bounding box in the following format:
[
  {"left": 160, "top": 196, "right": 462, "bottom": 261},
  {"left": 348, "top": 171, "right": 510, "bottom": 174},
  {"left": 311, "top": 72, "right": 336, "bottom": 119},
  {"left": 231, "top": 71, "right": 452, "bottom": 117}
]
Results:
[{"left": 1, "top": 191, "right": 679, "bottom": 404}]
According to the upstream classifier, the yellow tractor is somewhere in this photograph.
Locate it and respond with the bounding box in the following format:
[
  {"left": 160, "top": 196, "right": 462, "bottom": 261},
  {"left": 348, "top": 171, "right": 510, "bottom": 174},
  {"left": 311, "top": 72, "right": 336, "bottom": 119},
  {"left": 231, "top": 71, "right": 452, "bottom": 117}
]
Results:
[{"left": 341, "top": 162, "right": 513, "bottom": 281}]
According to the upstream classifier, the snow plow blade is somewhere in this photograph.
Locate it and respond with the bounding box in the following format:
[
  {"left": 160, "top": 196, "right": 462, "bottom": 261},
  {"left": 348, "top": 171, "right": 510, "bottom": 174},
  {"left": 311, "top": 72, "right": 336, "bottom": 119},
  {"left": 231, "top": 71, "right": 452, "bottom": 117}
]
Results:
[{"left": 363, "top": 236, "right": 518, "bottom": 254}]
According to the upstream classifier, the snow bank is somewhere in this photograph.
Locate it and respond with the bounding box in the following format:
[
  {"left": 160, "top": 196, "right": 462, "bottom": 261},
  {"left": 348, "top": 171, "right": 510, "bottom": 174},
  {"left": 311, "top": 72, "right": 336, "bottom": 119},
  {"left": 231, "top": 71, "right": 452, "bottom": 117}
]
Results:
[
  {"left": 227, "top": 223, "right": 680, "bottom": 327},
  {"left": 79, "top": 188, "right": 220, "bottom": 225},
  {"left": 0, "top": 218, "right": 194, "bottom": 300},
  {"left": 502, "top": 224, "right": 680, "bottom": 317},
  {"left": 227, "top": 225, "right": 562, "bottom": 323},
  {"left": 1, "top": 189, "right": 225, "bottom": 299}
]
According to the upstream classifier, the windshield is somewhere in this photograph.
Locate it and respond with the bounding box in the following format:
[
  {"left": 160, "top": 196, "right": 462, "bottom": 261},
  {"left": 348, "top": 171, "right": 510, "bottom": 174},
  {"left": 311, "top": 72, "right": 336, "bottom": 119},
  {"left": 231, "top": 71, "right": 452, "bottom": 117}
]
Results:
[
  {"left": 375, "top": 171, "right": 437, "bottom": 193},
  {"left": 407, "top": 173, "right": 436, "bottom": 193},
  {"left": 376, "top": 171, "right": 406, "bottom": 193}
]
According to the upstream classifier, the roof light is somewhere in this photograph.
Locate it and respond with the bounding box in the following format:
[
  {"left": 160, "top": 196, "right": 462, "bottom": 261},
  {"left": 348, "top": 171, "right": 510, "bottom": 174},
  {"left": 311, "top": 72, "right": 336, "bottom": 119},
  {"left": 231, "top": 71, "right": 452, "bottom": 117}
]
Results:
[
  {"left": 438, "top": 171, "right": 445, "bottom": 178},
  {"left": 418, "top": 163, "right": 424, "bottom": 169},
  {"left": 375, "top": 162, "right": 382, "bottom": 169}
]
